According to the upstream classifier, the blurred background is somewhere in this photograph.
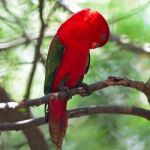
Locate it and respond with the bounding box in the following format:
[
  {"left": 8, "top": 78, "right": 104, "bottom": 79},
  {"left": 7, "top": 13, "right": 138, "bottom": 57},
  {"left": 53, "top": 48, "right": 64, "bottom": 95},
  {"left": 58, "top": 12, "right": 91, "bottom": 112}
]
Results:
[{"left": 0, "top": 0, "right": 150, "bottom": 150}]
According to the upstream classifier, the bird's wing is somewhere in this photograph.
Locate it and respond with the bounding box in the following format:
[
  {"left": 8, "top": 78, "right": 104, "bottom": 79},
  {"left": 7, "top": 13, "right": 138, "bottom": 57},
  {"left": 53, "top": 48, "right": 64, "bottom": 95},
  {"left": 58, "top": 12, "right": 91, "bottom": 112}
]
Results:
[{"left": 44, "top": 35, "right": 64, "bottom": 94}]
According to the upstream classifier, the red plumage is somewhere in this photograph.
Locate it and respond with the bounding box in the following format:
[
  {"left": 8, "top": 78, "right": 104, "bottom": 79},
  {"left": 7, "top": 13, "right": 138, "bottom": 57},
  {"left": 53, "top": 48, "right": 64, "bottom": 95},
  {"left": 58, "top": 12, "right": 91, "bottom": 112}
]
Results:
[{"left": 46, "top": 9, "right": 110, "bottom": 149}]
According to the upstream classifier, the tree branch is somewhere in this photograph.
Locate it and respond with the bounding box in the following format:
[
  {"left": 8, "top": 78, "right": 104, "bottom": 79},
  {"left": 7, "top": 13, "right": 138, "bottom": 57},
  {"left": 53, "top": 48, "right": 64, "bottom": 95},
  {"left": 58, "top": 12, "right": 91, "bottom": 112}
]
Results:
[
  {"left": 110, "top": 34, "right": 150, "bottom": 55},
  {"left": 0, "top": 105, "right": 150, "bottom": 131},
  {"left": 23, "top": 0, "right": 58, "bottom": 99},
  {"left": 0, "top": 31, "right": 54, "bottom": 51},
  {"left": 0, "top": 76, "right": 149, "bottom": 111},
  {"left": 39, "top": 0, "right": 45, "bottom": 26},
  {"left": 24, "top": 0, "right": 46, "bottom": 99},
  {"left": 1, "top": 31, "right": 150, "bottom": 56},
  {"left": 0, "top": 86, "right": 49, "bottom": 150}
]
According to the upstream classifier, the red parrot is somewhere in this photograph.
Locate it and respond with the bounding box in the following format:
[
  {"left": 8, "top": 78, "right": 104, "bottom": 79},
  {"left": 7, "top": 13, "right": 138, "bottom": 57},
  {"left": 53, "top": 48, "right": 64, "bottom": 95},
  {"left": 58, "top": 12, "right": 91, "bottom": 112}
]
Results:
[{"left": 44, "top": 9, "right": 110, "bottom": 149}]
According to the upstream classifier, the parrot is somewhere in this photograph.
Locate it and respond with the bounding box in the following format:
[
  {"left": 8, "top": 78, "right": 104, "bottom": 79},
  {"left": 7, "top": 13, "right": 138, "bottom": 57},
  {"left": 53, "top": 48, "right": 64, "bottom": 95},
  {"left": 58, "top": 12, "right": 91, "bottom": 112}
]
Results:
[{"left": 44, "top": 9, "right": 110, "bottom": 150}]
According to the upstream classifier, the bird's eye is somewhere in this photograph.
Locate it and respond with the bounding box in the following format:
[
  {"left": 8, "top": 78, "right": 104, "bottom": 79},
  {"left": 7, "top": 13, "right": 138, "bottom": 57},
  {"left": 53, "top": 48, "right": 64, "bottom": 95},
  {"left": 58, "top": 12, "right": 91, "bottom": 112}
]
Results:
[{"left": 100, "top": 33, "right": 106, "bottom": 42}]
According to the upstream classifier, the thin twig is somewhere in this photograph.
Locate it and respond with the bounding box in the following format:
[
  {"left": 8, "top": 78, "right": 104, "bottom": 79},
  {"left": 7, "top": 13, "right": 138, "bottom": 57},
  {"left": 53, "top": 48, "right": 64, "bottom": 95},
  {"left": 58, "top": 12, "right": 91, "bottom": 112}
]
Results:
[
  {"left": 1, "top": 31, "right": 150, "bottom": 57},
  {"left": 39, "top": 0, "right": 45, "bottom": 26},
  {"left": 110, "top": 34, "right": 150, "bottom": 55},
  {"left": 23, "top": 0, "right": 58, "bottom": 99},
  {"left": 109, "top": 1, "right": 150, "bottom": 24},
  {"left": 46, "top": 1, "right": 59, "bottom": 24},
  {"left": 0, "top": 15, "right": 14, "bottom": 23},
  {"left": 57, "top": 0, "right": 81, "bottom": 13},
  {"left": 1, "top": 0, "right": 30, "bottom": 41},
  {"left": 24, "top": 0, "right": 46, "bottom": 99},
  {"left": 0, "top": 31, "right": 55, "bottom": 51},
  {"left": 0, "top": 105, "right": 150, "bottom": 131}
]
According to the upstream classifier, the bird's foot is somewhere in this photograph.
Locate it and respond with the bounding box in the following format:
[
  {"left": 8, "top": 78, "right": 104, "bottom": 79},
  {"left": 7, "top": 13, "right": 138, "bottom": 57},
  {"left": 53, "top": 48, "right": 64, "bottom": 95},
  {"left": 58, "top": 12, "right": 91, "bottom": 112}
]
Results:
[
  {"left": 79, "top": 82, "right": 92, "bottom": 97},
  {"left": 58, "top": 84, "right": 72, "bottom": 100}
]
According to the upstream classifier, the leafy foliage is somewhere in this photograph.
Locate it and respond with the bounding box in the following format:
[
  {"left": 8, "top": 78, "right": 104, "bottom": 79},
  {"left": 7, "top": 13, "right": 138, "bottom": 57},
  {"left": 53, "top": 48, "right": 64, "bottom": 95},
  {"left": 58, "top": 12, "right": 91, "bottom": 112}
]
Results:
[{"left": 0, "top": 0, "right": 150, "bottom": 150}]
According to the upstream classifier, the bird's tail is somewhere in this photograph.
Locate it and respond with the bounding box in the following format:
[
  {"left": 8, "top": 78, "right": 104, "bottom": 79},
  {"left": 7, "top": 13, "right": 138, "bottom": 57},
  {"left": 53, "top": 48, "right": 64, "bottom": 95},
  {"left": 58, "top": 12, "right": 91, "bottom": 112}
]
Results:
[{"left": 48, "top": 99, "right": 68, "bottom": 150}]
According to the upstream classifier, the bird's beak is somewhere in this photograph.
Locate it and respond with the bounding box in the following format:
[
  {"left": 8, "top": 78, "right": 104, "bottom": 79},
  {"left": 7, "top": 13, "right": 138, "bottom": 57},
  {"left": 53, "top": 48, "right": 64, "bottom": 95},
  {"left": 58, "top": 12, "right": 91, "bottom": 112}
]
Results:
[{"left": 91, "top": 42, "right": 100, "bottom": 49}]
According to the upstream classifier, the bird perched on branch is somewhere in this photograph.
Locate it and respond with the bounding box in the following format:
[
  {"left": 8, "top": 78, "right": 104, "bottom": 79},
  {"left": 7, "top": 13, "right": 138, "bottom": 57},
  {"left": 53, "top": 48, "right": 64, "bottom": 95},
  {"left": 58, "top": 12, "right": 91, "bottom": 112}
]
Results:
[{"left": 44, "top": 9, "right": 110, "bottom": 150}]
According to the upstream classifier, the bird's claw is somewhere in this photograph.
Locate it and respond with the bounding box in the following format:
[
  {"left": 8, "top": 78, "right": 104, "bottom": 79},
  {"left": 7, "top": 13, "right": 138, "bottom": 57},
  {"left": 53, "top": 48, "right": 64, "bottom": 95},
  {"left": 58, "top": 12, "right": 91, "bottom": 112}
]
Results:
[
  {"left": 58, "top": 86, "right": 72, "bottom": 100},
  {"left": 79, "top": 82, "right": 91, "bottom": 97}
]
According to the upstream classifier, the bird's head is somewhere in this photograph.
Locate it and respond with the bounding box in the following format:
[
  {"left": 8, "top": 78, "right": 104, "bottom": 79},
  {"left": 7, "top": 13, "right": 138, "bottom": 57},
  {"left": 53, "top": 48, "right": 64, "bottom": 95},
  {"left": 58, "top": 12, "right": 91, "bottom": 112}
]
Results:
[
  {"left": 87, "top": 10, "right": 110, "bottom": 49},
  {"left": 57, "top": 9, "right": 109, "bottom": 50}
]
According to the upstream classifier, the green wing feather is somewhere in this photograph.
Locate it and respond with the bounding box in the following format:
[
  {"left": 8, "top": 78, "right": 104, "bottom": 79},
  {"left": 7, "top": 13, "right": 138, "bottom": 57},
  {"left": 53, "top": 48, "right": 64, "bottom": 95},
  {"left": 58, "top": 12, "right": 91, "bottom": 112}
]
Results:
[{"left": 44, "top": 35, "right": 64, "bottom": 94}]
